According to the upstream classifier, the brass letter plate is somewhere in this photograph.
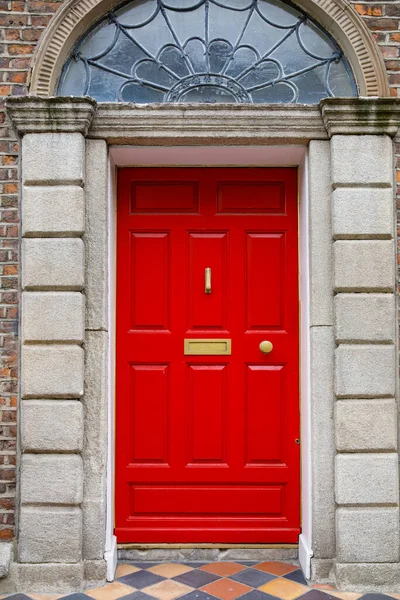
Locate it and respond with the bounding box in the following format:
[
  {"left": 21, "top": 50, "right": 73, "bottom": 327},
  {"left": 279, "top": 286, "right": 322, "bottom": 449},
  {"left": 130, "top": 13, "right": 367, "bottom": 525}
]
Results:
[{"left": 184, "top": 339, "right": 232, "bottom": 355}]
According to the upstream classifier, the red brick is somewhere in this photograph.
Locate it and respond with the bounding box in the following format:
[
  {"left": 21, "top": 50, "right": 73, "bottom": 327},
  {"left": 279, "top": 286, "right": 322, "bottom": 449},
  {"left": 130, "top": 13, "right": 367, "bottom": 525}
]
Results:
[
  {"left": 385, "top": 59, "right": 400, "bottom": 69},
  {"left": 5, "top": 30, "right": 20, "bottom": 41},
  {"left": 0, "top": 529, "right": 14, "bottom": 540},
  {"left": 365, "top": 17, "right": 399, "bottom": 30},
  {"left": 385, "top": 3, "right": 400, "bottom": 16},
  {"left": 21, "top": 28, "right": 42, "bottom": 41},
  {"left": 380, "top": 45, "right": 397, "bottom": 57},
  {"left": 355, "top": 4, "right": 383, "bottom": 15},
  {"left": 389, "top": 72, "right": 400, "bottom": 84},
  {"left": 7, "top": 43, "right": 34, "bottom": 55}
]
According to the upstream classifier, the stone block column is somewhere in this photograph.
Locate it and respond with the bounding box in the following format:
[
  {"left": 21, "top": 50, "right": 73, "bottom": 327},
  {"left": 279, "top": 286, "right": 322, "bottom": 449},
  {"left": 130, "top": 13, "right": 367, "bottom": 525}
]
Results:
[
  {"left": 322, "top": 100, "right": 399, "bottom": 592},
  {"left": 10, "top": 99, "right": 97, "bottom": 592}
]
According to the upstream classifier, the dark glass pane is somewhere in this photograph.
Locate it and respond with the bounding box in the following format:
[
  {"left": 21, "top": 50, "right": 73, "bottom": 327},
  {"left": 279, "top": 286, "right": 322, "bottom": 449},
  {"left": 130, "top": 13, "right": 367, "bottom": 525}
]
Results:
[{"left": 58, "top": 0, "right": 357, "bottom": 104}]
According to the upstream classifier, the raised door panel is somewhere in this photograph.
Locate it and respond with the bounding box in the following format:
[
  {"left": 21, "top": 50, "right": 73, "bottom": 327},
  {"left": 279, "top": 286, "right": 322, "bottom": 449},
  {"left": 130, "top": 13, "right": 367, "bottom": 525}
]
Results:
[
  {"left": 245, "top": 365, "right": 284, "bottom": 465},
  {"left": 129, "top": 364, "right": 170, "bottom": 465},
  {"left": 130, "top": 181, "right": 198, "bottom": 213},
  {"left": 130, "top": 232, "right": 170, "bottom": 331},
  {"left": 217, "top": 182, "right": 285, "bottom": 214},
  {"left": 129, "top": 484, "right": 284, "bottom": 516},
  {"left": 187, "top": 232, "right": 228, "bottom": 332},
  {"left": 246, "top": 233, "right": 285, "bottom": 331},
  {"left": 186, "top": 364, "right": 228, "bottom": 465}
]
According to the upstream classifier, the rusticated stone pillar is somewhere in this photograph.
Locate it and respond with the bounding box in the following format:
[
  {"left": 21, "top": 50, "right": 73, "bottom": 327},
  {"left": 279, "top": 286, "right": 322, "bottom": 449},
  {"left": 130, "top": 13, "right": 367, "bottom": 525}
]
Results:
[
  {"left": 322, "top": 99, "right": 399, "bottom": 592},
  {"left": 8, "top": 98, "right": 100, "bottom": 593}
]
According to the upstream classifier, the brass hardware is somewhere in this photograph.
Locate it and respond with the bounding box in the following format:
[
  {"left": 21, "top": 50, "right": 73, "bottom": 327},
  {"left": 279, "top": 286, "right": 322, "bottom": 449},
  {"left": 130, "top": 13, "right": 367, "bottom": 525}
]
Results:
[
  {"left": 184, "top": 338, "right": 231, "bottom": 355},
  {"left": 205, "top": 267, "right": 211, "bottom": 294},
  {"left": 259, "top": 340, "right": 273, "bottom": 354}
]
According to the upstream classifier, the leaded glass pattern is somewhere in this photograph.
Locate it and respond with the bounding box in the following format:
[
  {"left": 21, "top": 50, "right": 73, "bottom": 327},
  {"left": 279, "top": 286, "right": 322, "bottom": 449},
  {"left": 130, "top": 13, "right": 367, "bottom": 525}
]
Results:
[{"left": 58, "top": 0, "right": 357, "bottom": 104}]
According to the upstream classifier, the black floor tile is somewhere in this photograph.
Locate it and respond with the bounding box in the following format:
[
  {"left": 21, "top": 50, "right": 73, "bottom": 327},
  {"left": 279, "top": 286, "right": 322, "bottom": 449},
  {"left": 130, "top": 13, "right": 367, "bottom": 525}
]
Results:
[
  {"left": 237, "top": 591, "right": 280, "bottom": 600},
  {"left": 173, "top": 569, "right": 221, "bottom": 588},
  {"left": 359, "top": 595, "right": 398, "bottom": 600},
  {"left": 118, "top": 570, "right": 165, "bottom": 589},
  {"left": 179, "top": 591, "right": 220, "bottom": 600},
  {"left": 229, "top": 569, "right": 276, "bottom": 587},
  {"left": 283, "top": 570, "right": 308, "bottom": 585},
  {"left": 297, "top": 591, "right": 338, "bottom": 600},
  {"left": 58, "top": 595, "right": 91, "bottom": 600},
  {"left": 119, "top": 592, "right": 158, "bottom": 600},
  {"left": 4, "top": 595, "right": 34, "bottom": 600}
]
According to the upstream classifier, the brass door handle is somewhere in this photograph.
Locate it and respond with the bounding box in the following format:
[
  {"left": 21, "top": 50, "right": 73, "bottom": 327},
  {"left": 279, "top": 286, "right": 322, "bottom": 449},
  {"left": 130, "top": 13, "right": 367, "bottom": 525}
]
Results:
[{"left": 259, "top": 340, "right": 273, "bottom": 354}]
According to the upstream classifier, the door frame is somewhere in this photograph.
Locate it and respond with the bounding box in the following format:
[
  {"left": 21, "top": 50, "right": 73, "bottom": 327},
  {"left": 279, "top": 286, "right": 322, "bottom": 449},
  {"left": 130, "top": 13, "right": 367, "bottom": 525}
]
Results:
[
  {"left": 11, "top": 96, "right": 398, "bottom": 592},
  {"left": 107, "top": 145, "right": 312, "bottom": 576}
]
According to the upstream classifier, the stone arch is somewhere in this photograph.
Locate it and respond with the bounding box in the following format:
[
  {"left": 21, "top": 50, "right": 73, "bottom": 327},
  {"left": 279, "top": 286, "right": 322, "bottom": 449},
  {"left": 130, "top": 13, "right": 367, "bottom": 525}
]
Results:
[{"left": 28, "top": 0, "right": 390, "bottom": 98}]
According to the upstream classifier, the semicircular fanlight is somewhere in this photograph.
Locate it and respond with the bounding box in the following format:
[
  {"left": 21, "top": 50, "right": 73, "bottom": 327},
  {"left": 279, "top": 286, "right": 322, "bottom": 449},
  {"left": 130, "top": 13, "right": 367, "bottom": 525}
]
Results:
[{"left": 58, "top": 0, "right": 357, "bottom": 104}]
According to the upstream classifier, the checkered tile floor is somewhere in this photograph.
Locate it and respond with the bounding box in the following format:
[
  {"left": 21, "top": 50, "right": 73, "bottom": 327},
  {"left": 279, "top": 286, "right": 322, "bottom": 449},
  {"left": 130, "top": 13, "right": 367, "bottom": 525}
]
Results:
[{"left": 4, "top": 561, "right": 400, "bottom": 600}]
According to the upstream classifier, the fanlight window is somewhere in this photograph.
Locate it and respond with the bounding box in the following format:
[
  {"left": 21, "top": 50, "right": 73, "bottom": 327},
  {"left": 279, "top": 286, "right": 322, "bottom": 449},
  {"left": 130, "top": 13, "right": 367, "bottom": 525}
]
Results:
[{"left": 58, "top": 0, "right": 357, "bottom": 104}]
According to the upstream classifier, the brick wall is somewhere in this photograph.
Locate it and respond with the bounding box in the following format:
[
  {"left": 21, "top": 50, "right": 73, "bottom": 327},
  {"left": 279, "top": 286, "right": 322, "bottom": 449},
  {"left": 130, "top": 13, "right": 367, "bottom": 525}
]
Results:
[{"left": 0, "top": 0, "right": 397, "bottom": 539}]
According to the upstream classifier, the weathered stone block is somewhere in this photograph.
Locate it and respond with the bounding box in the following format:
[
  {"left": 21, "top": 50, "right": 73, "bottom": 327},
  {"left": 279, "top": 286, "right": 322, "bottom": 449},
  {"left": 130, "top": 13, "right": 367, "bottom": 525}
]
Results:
[
  {"left": 22, "top": 185, "right": 85, "bottom": 237},
  {"left": 308, "top": 140, "right": 333, "bottom": 326},
  {"left": 22, "top": 239, "right": 85, "bottom": 291},
  {"left": 21, "top": 345, "right": 84, "bottom": 398},
  {"left": 84, "top": 559, "right": 107, "bottom": 587},
  {"left": 18, "top": 506, "right": 82, "bottom": 563},
  {"left": 85, "top": 139, "right": 108, "bottom": 330},
  {"left": 335, "top": 399, "right": 397, "bottom": 451},
  {"left": 22, "top": 400, "right": 83, "bottom": 452},
  {"left": 335, "top": 453, "right": 399, "bottom": 505},
  {"left": 21, "top": 454, "right": 83, "bottom": 505},
  {"left": 331, "top": 135, "right": 393, "bottom": 187},
  {"left": 335, "top": 345, "right": 395, "bottom": 398},
  {"left": 335, "top": 293, "right": 395, "bottom": 343},
  {"left": 310, "top": 558, "right": 335, "bottom": 584},
  {"left": 337, "top": 507, "right": 399, "bottom": 563},
  {"left": 334, "top": 240, "right": 395, "bottom": 292},
  {"left": 16, "top": 563, "right": 84, "bottom": 593},
  {"left": 22, "top": 292, "right": 84, "bottom": 343},
  {"left": 83, "top": 500, "right": 106, "bottom": 560},
  {"left": 332, "top": 188, "right": 394, "bottom": 239},
  {"left": 83, "top": 331, "right": 108, "bottom": 501},
  {"left": 335, "top": 563, "right": 400, "bottom": 593},
  {"left": 310, "top": 326, "right": 335, "bottom": 559},
  {"left": 22, "top": 133, "right": 85, "bottom": 185},
  {"left": 0, "top": 543, "right": 12, "bottom": 579}
]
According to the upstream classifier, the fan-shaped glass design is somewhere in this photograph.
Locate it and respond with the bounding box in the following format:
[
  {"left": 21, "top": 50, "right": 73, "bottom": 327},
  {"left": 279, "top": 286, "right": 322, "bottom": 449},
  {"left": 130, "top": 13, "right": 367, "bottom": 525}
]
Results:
[{"left": 58, "top": 0, "right": 357, "bottom": 104}]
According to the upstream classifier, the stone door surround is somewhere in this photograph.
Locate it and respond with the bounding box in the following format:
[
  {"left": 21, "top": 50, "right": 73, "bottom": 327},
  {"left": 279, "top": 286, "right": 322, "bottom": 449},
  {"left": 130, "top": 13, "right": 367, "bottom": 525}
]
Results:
[{"left": 2, "top": 96, "right": 400, "bottom": 594}]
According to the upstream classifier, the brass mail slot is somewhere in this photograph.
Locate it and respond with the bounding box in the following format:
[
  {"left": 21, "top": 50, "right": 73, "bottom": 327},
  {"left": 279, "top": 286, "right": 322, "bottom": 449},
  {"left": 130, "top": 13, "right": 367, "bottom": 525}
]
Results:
[{"left": 184, "top": 339, "right": 232, "bottom": 356}]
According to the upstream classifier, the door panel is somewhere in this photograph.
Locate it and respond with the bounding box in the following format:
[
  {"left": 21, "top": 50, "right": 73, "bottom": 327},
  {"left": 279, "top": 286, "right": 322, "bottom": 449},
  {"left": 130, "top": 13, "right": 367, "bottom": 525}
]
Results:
[
  {"left": 188, "top": 233, "right": 228, "bottom": 332},
  {"left": 187, "top": 364, "right": 228, "bottom": 465},
  {"left": 129, "top": 364, "right": 170, "bottom": 465},
  {"left": 116, "top": 167, "right": 300, "bottom": 543},
  {"left": 130, "top": 232, "right": 171, "bottom": 331}
]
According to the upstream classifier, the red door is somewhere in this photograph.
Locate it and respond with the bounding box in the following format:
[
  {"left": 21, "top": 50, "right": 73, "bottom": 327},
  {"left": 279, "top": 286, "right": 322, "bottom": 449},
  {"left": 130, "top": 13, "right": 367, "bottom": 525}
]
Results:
[{"left": 115, "top": 168, "right": 300, "bottom": 543}]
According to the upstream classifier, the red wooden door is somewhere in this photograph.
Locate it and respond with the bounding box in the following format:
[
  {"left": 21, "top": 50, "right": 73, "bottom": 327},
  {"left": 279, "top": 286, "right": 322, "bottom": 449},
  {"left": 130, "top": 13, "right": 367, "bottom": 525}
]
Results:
[{"left": 115, "top": 168, "right": 300, "bottom": 543}]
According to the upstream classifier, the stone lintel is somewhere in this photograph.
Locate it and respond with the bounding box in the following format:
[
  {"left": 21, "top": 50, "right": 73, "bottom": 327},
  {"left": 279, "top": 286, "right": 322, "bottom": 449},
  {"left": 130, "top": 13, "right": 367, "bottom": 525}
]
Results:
[
  {"left": 6, "top": 96, "right": 96, "bottom": 136},
  {"left": 321, "top": 98, "right": 400, "bottom": 137},
  {"left": 89, "top": 102, "right": 327, "bottom": 144}
]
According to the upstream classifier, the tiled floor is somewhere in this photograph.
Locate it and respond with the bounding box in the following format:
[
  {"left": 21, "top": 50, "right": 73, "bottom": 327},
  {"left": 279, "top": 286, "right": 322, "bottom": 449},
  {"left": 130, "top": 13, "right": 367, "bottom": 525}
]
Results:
[{"left": 3, "top": 561, "right": 400, "bottom": 600}]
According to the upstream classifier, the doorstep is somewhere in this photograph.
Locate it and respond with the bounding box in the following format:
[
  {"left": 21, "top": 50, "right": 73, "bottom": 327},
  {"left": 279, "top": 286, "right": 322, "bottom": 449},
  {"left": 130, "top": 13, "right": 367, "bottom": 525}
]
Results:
[{"left": 2, "top": 562, "right": 400, "bottom": 600}]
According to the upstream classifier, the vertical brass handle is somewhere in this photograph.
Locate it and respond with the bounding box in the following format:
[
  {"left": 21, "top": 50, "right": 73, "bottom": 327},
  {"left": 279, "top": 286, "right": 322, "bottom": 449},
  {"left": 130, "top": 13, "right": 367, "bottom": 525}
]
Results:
[
  {"left": 205, "top": 267, "right": 211, "bottom": 294},
  {"left": 260, "top": 341, "right": 273, "bottom": 354}
]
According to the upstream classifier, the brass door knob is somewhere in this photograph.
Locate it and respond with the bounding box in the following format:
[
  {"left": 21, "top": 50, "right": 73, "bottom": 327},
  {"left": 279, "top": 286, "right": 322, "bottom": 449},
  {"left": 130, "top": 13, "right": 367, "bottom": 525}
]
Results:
[{"left": 259, "top": 340, "right": 273, "bottom": 354}]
